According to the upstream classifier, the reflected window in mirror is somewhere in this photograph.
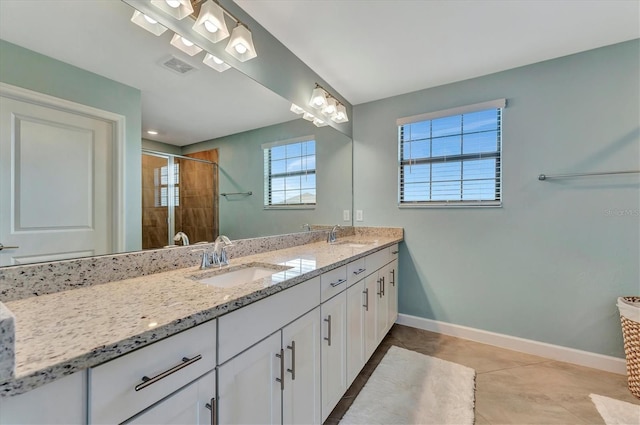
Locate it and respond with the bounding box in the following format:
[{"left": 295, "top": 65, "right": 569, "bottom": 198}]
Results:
[{"left": 263, "top": 138, "right": 316, "bottom": 207}]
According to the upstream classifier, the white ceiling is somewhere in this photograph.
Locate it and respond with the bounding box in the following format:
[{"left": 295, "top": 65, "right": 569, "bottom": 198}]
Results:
[
  {"left": 236, "top": 0, "right": 640, "bottom": 105},
  {"left": 0, "top": 0, "right": 294, "bottom": 146}
]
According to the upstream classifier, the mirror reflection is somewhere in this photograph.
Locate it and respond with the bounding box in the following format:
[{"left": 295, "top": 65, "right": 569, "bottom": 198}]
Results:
[{"left": 0, "top": 0, "right": 352, "bottom": 266}]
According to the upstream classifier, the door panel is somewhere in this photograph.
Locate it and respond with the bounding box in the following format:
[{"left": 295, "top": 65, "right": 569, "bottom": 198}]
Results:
[{"left": 0, "top": 95, "right": 113, "bottom": 266}]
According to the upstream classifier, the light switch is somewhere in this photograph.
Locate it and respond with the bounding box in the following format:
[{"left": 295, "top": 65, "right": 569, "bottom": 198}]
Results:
[
  {"left": 356, "top": 210, "right": 363, "bottom": 221},
  {"left": 343, "top": 210, "right": 350, "bottom": 221}
]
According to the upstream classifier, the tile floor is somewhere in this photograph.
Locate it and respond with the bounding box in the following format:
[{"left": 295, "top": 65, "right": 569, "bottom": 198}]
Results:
[{"left": 325, "top": 324, "right": 640, "bottom": 424}]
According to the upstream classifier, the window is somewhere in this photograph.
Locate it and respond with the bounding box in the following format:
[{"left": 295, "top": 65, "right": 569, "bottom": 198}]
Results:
[
  {"left": 154, "top": 162, "right": 179, "bottom": 207},
  {"left": 263, "top": 137, "right": 316, "bottom": 207},
  {"left": 398, "top": 99, "right": 505, "bottom": 206}
]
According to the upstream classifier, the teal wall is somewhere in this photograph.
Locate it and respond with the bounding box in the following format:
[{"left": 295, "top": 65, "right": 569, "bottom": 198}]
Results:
[
  {"left": 0, "top": 39, "right": 142, "bottom": 251},
  {"left": 353, "top": 40, "right": 640, "bottom": 358},
  {"left": 184, "top": 119, "right": 352, "bottom": 239}
]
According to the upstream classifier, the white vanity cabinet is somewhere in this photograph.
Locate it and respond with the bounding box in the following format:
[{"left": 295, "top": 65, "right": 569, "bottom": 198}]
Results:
[
  {"left": 320, "top": 290, "right": 347, "bottom": 423},
  {"left": 0, "top": 372, "right": 86, "bottom": 425},
  {"left": 126, "top": 371, "right": 215, "bottom": 425},
  {"left": 217, "top": 277, "right": 321, "bottom": 425},
  {"left": 88, "top": 320, "right": 217, "bottom": 424}
]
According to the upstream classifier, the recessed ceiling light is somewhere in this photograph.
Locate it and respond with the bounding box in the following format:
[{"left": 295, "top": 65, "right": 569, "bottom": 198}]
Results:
[{"left": 147, "top": 130, "right": 159, "bottom": 135}]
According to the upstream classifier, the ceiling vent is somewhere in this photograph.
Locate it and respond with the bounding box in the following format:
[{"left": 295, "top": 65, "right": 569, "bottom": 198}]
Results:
[{"left": 160, "top": 55, "right": 197, "bottom": 76}]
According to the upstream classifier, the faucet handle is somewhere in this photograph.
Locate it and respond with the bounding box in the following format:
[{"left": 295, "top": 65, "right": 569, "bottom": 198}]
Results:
[{"left": 191, "top": 249, "right": 211, "bottom": 269}]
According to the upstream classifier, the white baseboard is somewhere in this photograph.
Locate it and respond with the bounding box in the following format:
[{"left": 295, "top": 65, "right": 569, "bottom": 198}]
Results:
[{"left": 396, "top": 313, "right": 627, "bottom": 375}]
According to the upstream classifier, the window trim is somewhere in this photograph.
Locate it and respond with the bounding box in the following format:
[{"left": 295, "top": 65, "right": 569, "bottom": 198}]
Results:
[
  {"left": 397, "top": 99, "right": 505, "bottom": 208},
  {"left": 263, "top": 136, "right": 317, "bottom": 209}
]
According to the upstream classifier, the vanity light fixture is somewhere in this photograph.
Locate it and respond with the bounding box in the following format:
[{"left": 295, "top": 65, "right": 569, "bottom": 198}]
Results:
[
  {"left": 192, "top": 0, "right": 230, "bottom": 43},
  {"left": 203, "top": 53, "right": 231, "bottom": 72},
  {"left": 309, "top": 86, "right": 328, "bottom": 109},
  {"left": 331, "top": 103, "right": 349, "bottom": 123},
  {"left": 322, "top": 97, "right": 338, "bottom": 115},
  {"left": 170, "top": 33, "right": 203, "bottom": 56},
  {"left": 225, "top": 23, "right": 257, "bottom": 62},
  {"left": 131, "top": 10, "right": 168, "bottom": 36},
  {"left": 150, "top": 0, "right": 194, "bottom": 20},
  {"left": 313, "top": 117, "right": 328, "bottom": 127},
  {"left": 302, "top": 112, "right": 315, "bottom": 122},
  {"left": 290, "top": 104, "right": 305, "bottom": 114}
]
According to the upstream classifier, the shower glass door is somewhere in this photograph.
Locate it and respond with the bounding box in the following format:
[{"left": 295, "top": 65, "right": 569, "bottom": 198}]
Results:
[{"left": 142, "top": 151, "right": 217, "bottom": 250}]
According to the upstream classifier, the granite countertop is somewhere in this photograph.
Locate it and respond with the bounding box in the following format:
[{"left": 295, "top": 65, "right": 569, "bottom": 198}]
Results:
[{"left": 0, "top": 235, "right": 401, "bottom": 397}]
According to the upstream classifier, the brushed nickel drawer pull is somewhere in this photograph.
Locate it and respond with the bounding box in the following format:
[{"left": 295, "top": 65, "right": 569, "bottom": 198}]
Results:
[
  {"left": 134, "top": 354, "right": 202, "bottom": 391},
  {"left": 324, "top": 315, "right": 332, "bottom": 346},
  {"left": 275, "top": 348, "right": 285, "bottom": 390},
  {"left": 353, "top": 268, "right": 366, "bottom": 276},
  {"left": 205, "top": 397, "right": 216, "bottom": 425},
  {"left": 363, "top": 288, "right": 369, "bottom": 311},
  {"left": 391, "top": 269, "right": 395, "bottom": 287},
  {"left": 287, "top": 341, "right": 296, "bottom": 380},
  {"left": 330, "top": 278, "right": 347, "bottom": 287},
  {"left": 391, "top": 250, "right": 399, "bottom": 254}
]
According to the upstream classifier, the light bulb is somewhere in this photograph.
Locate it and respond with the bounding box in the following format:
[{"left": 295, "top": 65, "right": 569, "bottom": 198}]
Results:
[
  {"left": 336, "top": 112, "right": 345, "bottom": 120},
  {"left": 181, "top": 37, "right": 194, "bottom": 47},
  {"left": 166, "top": 0, "right": 181, "bottom": 8},
  {"left": 204, "top": 20, "right": 219, "bottom": 33},
  {"left": 234, "top": 43, "right": 248, "bottom": 54},
  {"left": 143, "top": 14, "right": 158, "bottom": 24},
  {"left": 211, "top": 55, "right": 224, "bottom": 65},
  {"left": 313, "top": 97, "right": 324, "bottom": 107}
]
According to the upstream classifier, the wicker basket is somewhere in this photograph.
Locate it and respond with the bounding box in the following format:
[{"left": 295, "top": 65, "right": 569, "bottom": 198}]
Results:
[{"left": 619, "top": 296, "right": 640, "bottom": 399}]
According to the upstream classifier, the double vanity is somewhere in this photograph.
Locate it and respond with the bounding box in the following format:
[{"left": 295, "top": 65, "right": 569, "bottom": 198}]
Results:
[{"left": 0, "top": 227, "right": 402, "bottom": 424}]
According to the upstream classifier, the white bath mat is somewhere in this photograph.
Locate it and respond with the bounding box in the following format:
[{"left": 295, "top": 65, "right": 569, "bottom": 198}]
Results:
[
  {"left": 590, "top": 394, "right": 640, "bottom": 425},
  {"left": 340, "top": 345, "right": 476, "bottom": 425}
]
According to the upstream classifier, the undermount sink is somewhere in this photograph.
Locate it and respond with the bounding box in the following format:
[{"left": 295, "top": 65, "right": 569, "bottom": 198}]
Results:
[{"left": 192, "top": 264, "right": 287, "bottom": 288}]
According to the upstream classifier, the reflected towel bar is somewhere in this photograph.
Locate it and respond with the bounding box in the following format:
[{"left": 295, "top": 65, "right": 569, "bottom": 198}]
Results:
[
  {"left": 538, "top": 170, "right": 640, "bottom": 181},
  {"left": 221, "top": 191, "right": 252, "bottom": 197}
]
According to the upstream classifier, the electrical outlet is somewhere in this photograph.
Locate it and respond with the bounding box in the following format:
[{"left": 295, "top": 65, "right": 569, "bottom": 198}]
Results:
[
  {"left": 356, "top": 210, "right": 363, "bottom": 221},
  {"left": 343, "top": 210, "right": 350, "bottom": 221}
]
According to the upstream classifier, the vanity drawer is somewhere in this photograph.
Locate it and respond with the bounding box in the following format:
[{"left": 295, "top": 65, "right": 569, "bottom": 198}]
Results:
[
  {"left": 218, "top": 276, "right": 319, "bottom": 364},
  {"left": 365, "top": 248, "right": 390, "bottom": 274},
  {"left": 389, "top": 244, "right": 399, "bottom": 261},
  {"left": 88, "top": 320, "right": 216, "bottom": 424},
  {"left": 321, "top": 265, "right": 348, "bottom": 302},
  {"left": 346, "top": 257, "right": 366, "bottom": 287}
]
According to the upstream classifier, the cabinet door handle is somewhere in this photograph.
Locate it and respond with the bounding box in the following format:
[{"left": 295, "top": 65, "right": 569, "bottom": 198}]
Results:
[
  {"left": 377, "top": 278, "right": 382, "bottom": 298},
  {"left": 330, "top": 278, "right": 346, "bottom": 287},
  {"left": 382, "top": 276, "right": 385, "bottom": 296},
  {"left": 392, "top": 250, "right": 399, "bottom": 255},
  {"left": 363, "top": 288, "right": 369, "bottom": 311},
  {"left": 324, "top": 315, "right": 332, "bottom": 346},
  {"left": 205, "top": 397, "right": 216, "bottom": 425},
  {"left": 391, "top": 269, "right": 395, "bottom": 287},
  {"left": 134, "top": 354, "right": 202, "bottom": 391},
  {"left": 286, "top": 341, "right": 296, "bottom": 380},
  {"left": 275, "top": 348, "right": 285, "bottom": 390},
  {"left": 353, "top": 268, "right": 366, "bottom": 276}
]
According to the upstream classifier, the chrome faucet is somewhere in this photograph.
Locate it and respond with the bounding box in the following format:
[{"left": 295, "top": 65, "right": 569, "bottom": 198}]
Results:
[
  {"left": 212, "top": 235, "right": 233, "bottom": 267},
  {"left": 327, "top": 225, "right": 340, "bottom": 244},
  {"left": 173, "top": 231, "right": 189, "bottom": 246},
  {"left": 301, "top": 223, "right": 311, "bottom": 232}
]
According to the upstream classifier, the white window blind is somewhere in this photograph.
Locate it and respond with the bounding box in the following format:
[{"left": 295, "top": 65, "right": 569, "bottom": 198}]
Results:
[
  {"left": 263, "top": 138, "right": 316, "bottom": 207},
  {"left": 398, "top": 99, "right": 505, "bottom": 207}
]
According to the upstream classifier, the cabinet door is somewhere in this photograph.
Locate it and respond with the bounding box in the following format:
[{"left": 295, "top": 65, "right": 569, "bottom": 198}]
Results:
[
  {"left": 0, "top": 372, "right": 85, "bottom": 425},
  {"left": 387, "top": 259, "right": 399, "bottom": 334},
  {"left": 126, "top": 371, "right": 215, "bottom": 425},
  {"left": 346, "top": 279, "right": 366, "bottom": 386},
  {"left": 363, "top": 273, "right": 378, "bottom": 360},
  {"left": 320, "top": 292, "right": 347, "bottom": 423},
  {"left": 218, "top": 332, "right": 282, "bottom": 425},
  {"left": 375, "top": 264, "right": 389, "bottom": 345},
  {"left": 282, "top": 307, "right": 321, "bottom": 425}
]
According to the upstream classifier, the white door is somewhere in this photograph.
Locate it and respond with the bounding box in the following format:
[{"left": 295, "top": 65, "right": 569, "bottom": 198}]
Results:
[
  {"left": 320, "top": 291, "right": 347, "bottom": 423},
  {"left": 387, "top": 259, "right": 399, "bottom": 333},
  {"left": 282, "top": 307, "right": 321, "bottom": 425},
  {"left": 364, "top": 273, "right": 378, "bottom": 359},
  {"left": 217, "top": 332, "right": 282, "bottom": 425},
  {"left": 0, "top": 93, "right": 114, "bottom": 266},
  {"left": 346, "top": 279, "right": 366, "bottom": 386}
]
